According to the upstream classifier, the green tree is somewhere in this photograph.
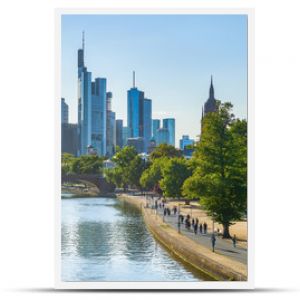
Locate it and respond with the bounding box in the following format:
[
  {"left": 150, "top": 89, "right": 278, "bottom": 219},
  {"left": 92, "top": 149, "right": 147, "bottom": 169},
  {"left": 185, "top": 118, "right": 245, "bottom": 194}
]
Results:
[
  {"left": 105, "top": 146, "right": 147, "bottom": 190},
  {"left": 61, "top": 153, "right": 75, "bottom": 175},
  {"left": 70, "top": 155, "right": 104, "bottom": 175},
  {"left": 127, "top": 155, "right": 146, "bottom": 189},
  {"left": 140, "top": 157, "right": 167, "bottom": 191},
  {"left": 104, "top": 167, "right": 123, "bottom": 188},
  {"left": 150, "top": 144, "right": 182, "bottom": 160},
  {"left": 183, "top": 102, "right": 247, "bottom": 238},
  {"left": 160, "top": 157, "right": 192, "bottom": 198}
]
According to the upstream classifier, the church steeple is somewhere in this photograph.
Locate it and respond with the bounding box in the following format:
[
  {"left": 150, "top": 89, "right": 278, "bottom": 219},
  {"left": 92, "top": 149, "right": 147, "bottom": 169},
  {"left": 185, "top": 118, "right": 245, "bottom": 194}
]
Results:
[
  {"left": 209, "top": 75, "right": 214, "bottom": 100},
  {"left": 203, "top": 75, "right": 217, "bottom": 116}
]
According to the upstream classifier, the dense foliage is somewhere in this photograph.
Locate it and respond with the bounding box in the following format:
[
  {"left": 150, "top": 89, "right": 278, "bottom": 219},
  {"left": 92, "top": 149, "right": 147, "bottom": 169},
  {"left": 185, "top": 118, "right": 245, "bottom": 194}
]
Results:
[
  {"left": 105, "top": 146, "right": 147, "bottom": 190},
  {"left": 61, "top": 153, "right": 104, "bottom": 175},
  {"left": 159, "top": 158, "right": 192, "bottom": 198},
  {"left": 182, "top": 102, "right": 247, "bottom": 238}
]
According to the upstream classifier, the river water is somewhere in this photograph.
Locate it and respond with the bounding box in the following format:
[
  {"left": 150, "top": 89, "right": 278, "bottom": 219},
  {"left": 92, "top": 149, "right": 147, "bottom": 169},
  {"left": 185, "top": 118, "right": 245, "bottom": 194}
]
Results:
[{"left": 61, "top": 196, "right": 205, "bottom": 281}]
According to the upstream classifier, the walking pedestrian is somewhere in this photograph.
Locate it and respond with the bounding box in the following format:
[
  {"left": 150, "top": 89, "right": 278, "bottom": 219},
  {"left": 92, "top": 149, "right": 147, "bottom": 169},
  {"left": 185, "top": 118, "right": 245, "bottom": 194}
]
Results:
[
  {"left": 211, "top": 234, "right": 216, "bottom": 252},
  {"left": 203, "top": 222, "right": 207, "bottom": 234},
  {"left": 194, "top": 223, "right": 198, "bottom": 234},
  {"left": 232, "top": 234, "right": 237, "bottom": 248},
  {"left": 199, "top": 223, "right": 203, "bottom": 234}
]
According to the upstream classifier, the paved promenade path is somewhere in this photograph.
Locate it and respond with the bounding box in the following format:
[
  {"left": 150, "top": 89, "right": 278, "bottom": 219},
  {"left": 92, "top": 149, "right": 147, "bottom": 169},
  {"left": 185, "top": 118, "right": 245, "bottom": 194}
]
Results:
[{"left": 143, "top": 196, "right": 247, "bottom": 265}]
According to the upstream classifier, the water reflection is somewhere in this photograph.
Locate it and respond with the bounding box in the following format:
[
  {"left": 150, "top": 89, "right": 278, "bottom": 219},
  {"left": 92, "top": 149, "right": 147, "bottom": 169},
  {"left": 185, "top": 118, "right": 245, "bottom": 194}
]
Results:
[{"left": 61, "top": 197, "right": 203, "bottom": 281}]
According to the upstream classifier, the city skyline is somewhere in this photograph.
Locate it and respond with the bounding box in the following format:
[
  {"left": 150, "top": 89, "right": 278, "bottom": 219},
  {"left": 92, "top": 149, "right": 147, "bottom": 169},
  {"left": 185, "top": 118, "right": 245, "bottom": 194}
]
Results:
[{"left": 61, "top": 14, "right": 248, "bottom": 147}]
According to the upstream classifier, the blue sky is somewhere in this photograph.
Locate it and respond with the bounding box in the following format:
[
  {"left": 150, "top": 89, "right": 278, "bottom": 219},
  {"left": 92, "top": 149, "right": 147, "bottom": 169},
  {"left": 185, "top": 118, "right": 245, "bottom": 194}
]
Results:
[{"left": 61, "top": 14, "right": 248, "bottom": 146}]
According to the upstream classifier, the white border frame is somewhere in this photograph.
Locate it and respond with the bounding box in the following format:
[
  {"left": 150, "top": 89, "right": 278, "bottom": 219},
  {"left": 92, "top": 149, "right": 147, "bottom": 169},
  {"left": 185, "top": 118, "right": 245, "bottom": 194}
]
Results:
[{"left": 55, "top": 8, "right": 254, "bottom": 290}]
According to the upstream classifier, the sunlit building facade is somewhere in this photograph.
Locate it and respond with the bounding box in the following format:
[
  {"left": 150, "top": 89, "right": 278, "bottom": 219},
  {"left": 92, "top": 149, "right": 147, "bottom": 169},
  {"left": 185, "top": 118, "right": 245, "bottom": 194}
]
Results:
[
  {"left": 156, "top": 128, "right": 169, "bottom": 146},
  {"left": 61, "top": 98, "right": 69, "bottom": 124},
  {"left": 91, "top": 78, "right": 107, "bottom": 156},
  {"left": 163, "top": 118, "right": 175, "bottom": 146},
  {"left": 116, "top": 119, "right": 123, "bottom": 149},
  {"left": 143, "top": 98, "right": 152, "bottom": 152}
]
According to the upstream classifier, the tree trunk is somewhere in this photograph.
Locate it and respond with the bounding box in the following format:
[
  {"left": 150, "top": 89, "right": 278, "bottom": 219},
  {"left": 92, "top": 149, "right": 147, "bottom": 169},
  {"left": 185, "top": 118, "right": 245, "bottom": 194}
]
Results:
[{"left": 222, "top": 223, "right": 231, "bottom": 239}]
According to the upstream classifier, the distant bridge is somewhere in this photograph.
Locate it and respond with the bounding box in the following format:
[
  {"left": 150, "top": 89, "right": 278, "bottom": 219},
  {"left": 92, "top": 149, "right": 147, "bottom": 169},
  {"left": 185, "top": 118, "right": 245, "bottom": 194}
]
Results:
[{"left": 61, "top": 174, "right": 115, "bottom": 194}]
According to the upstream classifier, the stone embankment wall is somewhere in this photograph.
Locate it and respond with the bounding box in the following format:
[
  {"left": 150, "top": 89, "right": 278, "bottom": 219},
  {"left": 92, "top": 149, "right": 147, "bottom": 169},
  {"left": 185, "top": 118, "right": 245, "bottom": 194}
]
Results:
[{"left": 117, "top": 194, "right": 247, "bottom": 281}]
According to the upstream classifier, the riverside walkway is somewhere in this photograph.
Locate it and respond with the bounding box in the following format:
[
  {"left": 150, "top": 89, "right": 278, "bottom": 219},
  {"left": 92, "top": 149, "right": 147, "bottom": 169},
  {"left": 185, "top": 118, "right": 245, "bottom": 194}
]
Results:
[{"left": 144, "top": 196, "right": 247, "bottom": 265}]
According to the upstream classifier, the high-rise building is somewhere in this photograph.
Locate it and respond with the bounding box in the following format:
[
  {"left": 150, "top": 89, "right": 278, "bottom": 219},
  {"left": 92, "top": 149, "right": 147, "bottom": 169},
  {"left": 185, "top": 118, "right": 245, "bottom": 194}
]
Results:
[
  {"left": 61, "top": 98, "right": 69, "bottom": 124},
  {"left": 156, "top": 128, "right": 169, "bottom": 146},
  {"left": 116, "top": 119, "right": 123, "bottom": 149},
  {"left": 143, "top": 98, "right": 152, "bottom": 152},
  {"left": 127, "top": 71, "right": 145, "bottom": 139},
  {"left": 179, "top": 135, "right": 194, "bottom": 150},
  {"left": 127, "top": 137, "right": 144, "bottom": 154},
  {"left": 91, "top": 78, "right": 107, "bottom": 156},
  {"left": 106, "top": 92, "right": 116, "bottom": 157},
  {"left": 203, "top": 76, "right": 218, "bottom": 115},
  {"left": 77, "top": 33, "right": 92, "bottom": 156},
  {"left": 77, "top": 33, "right": 109, "bottom": 156},
  {"left": 122, "top": 126, "right": 129, "bottom": 147},
  {"left": 61, "top": 123, "right": 78, "bottom": 156},
  {"left": 152, "top": 119, "right": 160, "bottom": 140},
  {"left": 163, "top": 118, "right": 175, "bottom": 146}
]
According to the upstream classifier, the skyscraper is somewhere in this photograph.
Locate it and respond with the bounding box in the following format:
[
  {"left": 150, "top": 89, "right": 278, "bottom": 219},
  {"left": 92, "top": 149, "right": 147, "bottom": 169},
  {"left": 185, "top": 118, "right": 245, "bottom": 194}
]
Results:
[
  {"left": 106, "top": 92, "right": 116, "bottom": 157},
  {"left": 127, "top": 137, "right": 144, "bottom": 154},
  {"left": 122, "top": 126, "right": 129, "bottom": 147},
  {"left": 61, "top": 98, "right": 69, "bottom": 124},
  {"left": 62, "top": 123, "right": 78, "bottom": 156},
  {"left": 116, "top": 119, "right": 123, "bottom": 149},
  {"left": 76, "top": 33, "right": 109, "bottom": 156},
  {"left": 152, "top": 119, "right": 160, "bottom": 141},
  {"left": 77, "top": 33, "right": 92, "bottom": 155},
  {"left": 156, "top": 128, "right": 169, "bottom": 146},
  {"left": 127, "top": 71, "right": 145, "bottom": 139},
  {"left": 163, "top": 118, "right": 175, "bottom": 146},
  {"left": 143, "top": 98, "right": 152, "bottom": 152},
  {"left": 91, "top": 78, "right": 107, "bottom": 156}
]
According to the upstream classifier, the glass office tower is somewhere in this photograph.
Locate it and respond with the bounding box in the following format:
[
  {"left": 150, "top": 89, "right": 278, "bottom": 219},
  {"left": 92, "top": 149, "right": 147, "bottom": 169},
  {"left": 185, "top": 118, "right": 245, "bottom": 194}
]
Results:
[
  {"left": 61, "top": 123, "right": 78, "bottom": 156},
  {"left": 143, "top": 98, "right": 152, "bottom": 152},
  {"left": 77, "top": 33, "right": 93, "bottom": 156},
  {"left": 91, "top": 78, "right": 107, "bottom": 156},
  {"left": 156, "top": 128, "right": 170, "bottom": 146},
  {"left": 122, "top": 126, "right": 129, "bottom": 147},
  {"left": 61, "top": 98, "right": 69, "bottom": 124},
  {"left": 152, "top": 119, "right": 160, "bottom": 141},
  {"left": 116, "top": 119, "right": 123, "bottom": 149},
  {"left": 106, "top": 92, "right": 116, "bottom": 157},
  {"left": 163, "top": 118, "right": 175, "bottom": 146},
  {"left": 106, "top": 111, "right": 116, "bottom": 157},
  {"left": 127, "top": 87, "right": 144, "bottom": 138},
  {"left": 78, "top": 69, "right": 92, "bottom": 155}
]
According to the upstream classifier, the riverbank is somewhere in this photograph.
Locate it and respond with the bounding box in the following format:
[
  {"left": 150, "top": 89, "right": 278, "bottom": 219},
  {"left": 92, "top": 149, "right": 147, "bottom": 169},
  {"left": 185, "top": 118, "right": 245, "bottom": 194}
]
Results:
[
  {"left": 117, "top": 194, "right": 247, "bottom": 281},
  {"left": 62, "top": 186, "right": 116, "bottom": 198}
]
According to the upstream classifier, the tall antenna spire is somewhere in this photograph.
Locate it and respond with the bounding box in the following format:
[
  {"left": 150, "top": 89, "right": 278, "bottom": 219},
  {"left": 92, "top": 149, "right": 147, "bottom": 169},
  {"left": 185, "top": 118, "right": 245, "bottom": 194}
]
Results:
[{"left": 133, "top": 71, "right": 135, "bottom": 88}]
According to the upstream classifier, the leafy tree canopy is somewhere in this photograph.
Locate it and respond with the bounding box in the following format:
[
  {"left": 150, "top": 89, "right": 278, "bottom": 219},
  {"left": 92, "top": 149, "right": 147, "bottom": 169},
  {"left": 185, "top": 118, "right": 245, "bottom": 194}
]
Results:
[
  {"left": 160, "top": 157, "right": 192, "bottom": 198},
  {"left": 150, "top": 144, "right": 182, "bottom": 160},
  {"left": 140, "top": 157, "right": 168, "bottom": 191},
  {"left": 183, "top": 102, "right": 247, "bottom": 238}
]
